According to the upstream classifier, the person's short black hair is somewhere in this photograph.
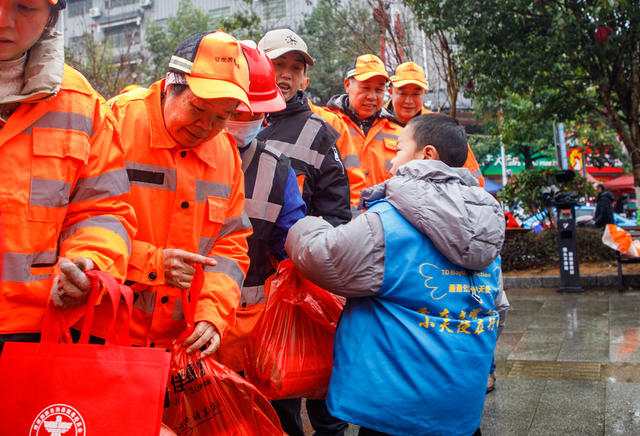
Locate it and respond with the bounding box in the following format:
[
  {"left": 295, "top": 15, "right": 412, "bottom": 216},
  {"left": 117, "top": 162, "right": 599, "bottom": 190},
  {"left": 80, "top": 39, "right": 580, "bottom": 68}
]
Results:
[
  {"left": 47, "top": 1, "right": 66, "bottom": 28},
  {"left": 406, "top": 113, "right": 468, "bottom": 167},
  {"left": 167, "top": 84, "right": 188, "bottom": 96}
]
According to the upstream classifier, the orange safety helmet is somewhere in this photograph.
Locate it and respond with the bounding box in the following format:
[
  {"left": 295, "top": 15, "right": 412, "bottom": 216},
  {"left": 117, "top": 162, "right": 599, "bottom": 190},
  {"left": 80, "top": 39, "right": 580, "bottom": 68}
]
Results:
[{"left": 236, "top": 40, "right": 286, "bottom": 114}]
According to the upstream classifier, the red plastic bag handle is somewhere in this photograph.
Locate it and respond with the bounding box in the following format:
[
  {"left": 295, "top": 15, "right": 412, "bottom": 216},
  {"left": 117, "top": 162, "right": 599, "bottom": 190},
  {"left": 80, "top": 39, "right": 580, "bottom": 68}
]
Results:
[
  {"left": 41, "top": 270, "right": 134, "bottom": 345},
  {"left": 180, "top": 265, "right": 204, "bottom": 332}
]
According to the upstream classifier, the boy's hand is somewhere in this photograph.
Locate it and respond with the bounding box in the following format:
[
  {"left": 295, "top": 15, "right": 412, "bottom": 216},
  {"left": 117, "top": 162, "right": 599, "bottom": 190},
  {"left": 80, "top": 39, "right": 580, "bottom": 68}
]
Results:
[
  {"left": 163, "top": 249, "right": 216, "bottom": 289},
  {"left": 183, "top": 320, "right": 220, "bottom": 358},
  {"left": 50, "top": 257, "right": 95, "bottom": 308}
]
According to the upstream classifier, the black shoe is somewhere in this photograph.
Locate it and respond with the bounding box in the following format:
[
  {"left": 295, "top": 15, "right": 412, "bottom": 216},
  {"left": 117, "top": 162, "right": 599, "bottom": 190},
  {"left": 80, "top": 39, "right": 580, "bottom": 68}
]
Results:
[{"left": 486, "top": 372, "right": 496, "bottom": 394}]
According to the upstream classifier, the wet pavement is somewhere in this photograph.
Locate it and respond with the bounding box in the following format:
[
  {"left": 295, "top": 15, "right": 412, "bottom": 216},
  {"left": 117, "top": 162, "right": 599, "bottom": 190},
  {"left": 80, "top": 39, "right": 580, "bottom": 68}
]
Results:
[
  {"left": 482, "top": 287, "right": 640, "bottom": 436},
  {"left": 304, "top": 287, "right": 640, "bottom": 435}
]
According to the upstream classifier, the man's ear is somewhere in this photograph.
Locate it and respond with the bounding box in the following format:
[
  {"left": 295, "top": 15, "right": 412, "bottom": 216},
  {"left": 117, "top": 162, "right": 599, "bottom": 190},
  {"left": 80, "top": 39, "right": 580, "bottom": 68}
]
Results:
[
  {"left": 344, "top": 78, "right": 351, "bottom": 93},
  {"left": 301, "top": 77, "right": 310, "bottom": 91},
  {"left": 423, "top": 145, "right": 440, "bottom": 161}
]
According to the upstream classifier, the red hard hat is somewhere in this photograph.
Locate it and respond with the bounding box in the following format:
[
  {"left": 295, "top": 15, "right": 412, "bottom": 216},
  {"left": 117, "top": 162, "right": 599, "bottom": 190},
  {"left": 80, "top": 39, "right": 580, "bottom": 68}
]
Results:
[{"left": 237, "top": 40, "right": 286, "bottom": 113}]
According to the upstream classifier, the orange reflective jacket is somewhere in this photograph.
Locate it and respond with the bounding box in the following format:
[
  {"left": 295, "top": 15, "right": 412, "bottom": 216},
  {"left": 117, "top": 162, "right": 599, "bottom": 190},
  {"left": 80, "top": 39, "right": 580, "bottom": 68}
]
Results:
[
  {"left": 0, "top": 65, "right": 136, "bottom": 334},
  {"left": 384, "top": 104, "right": 486, "bottom": 187},
  {"left": 309, "top": 102, "right": 367, "bottom": 210},
  {"left": 328, "top": 108, "right": 403, "bottom": 189},
  {"left": 94, "top": 81, "right": 251, "bottom": 347}
]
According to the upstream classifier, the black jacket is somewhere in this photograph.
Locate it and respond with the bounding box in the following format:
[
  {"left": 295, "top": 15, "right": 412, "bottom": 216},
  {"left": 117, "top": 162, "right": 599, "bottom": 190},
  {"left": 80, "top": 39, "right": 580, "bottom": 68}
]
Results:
[
  {"left": 594, "top": 190, "right": 615, "bottom": 228},
  {"left": 258, "top": 90, "right": 351, "bottom": 227}
]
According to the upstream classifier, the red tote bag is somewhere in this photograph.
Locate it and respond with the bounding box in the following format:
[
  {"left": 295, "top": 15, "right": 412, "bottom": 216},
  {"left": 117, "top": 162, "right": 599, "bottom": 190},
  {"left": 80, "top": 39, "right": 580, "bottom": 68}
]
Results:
[{"left": 0, "top": 270, "right": 171, "bottom": 436}]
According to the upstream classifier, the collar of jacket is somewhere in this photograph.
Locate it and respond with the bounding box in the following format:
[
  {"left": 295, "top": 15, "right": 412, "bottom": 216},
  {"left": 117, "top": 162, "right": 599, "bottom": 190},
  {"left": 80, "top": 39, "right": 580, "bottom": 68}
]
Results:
[
  {"left": 385, "top": 102, "right": 431, "bottom": 127},
  {"left": 0, "top": 28, "right": 64, "bottom": 105},
  {"left": 268, "top": 90, "right": 310, "bottom": 121},
  {"left": 327, "top": 93, "right": 396, "bottom": 128},
  {"left": 144, "top": 79, "right": 218, "bottom": 169}
]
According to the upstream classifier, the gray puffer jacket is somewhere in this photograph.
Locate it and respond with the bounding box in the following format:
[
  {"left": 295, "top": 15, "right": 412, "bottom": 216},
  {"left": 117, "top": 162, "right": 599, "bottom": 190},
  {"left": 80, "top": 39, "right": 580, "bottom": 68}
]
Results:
[{"left": 285, "top": 160, "right": 506, "bottom": 297}]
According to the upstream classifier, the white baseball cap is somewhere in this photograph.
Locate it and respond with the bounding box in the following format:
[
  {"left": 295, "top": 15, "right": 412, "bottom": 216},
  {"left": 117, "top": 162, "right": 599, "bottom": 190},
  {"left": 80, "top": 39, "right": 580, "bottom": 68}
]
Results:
[{"left": 258, "top": 29, "right": 315, "bottom": 66}]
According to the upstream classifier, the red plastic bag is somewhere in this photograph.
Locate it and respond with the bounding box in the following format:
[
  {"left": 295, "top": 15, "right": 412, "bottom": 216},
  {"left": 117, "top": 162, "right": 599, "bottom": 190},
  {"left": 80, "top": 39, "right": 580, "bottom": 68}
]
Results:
[
  {"left": 163, "top": 267, "right": 284, "bottom": 436},
  {"left": 0, "top": 270, "right": 171, "bottom": 436},
  {"left": 243, "top": 259, "right": 345, "bottom": 400}
]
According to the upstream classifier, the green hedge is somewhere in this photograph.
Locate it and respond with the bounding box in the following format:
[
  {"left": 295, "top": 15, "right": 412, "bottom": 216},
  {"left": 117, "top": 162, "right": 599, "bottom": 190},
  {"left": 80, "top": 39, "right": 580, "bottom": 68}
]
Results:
[{"left": 501, "top": 227, "right": 616, "bottom": 271}]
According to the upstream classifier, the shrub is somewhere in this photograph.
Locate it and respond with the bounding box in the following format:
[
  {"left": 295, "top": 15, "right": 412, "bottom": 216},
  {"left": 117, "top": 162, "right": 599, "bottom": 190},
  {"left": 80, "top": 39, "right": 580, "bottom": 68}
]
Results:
[{"left": 501, "top": 227, "right": 616, "bottom": 271}]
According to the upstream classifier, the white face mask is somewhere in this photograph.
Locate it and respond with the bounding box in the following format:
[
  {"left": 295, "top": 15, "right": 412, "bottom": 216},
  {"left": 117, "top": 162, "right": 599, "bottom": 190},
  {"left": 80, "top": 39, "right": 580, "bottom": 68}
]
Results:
[{"left": 226, "top": 118, "right": 264, "bottom": 147}]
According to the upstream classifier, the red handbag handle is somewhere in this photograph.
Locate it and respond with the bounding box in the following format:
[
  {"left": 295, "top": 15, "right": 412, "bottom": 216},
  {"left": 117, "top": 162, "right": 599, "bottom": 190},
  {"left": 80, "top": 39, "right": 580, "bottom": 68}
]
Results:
[{"left": 41, "top": 269, "right": 134, "bottom": 345}]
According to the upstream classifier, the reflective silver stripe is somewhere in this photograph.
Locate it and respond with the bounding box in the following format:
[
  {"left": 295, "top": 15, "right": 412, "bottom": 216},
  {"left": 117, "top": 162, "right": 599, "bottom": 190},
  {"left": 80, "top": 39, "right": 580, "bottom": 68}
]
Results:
[
  {"left": 168, "top": 55, "right": 193, "bottom": 74},
  {"left": 372, "top": 132, "right": 399, "bottom": 142},
  {"left": 172, "top": 298, "right": 184, "bottom": 320},
  {"left": 1, "top": 251, "right": 57, "bottom": 282},
  {"left": 125, "top": 161, "right": 177, "bottom": 192},
  {"left": 266, "top": 118, "right": 325, "bottom": 169},
  {"left": 348, "top": 125, "right": 360, "bottom": 137},
  {"left": 263, "top": 144, "right": 282, "bottom": 158},
  {"left": 244, "top": 198, "right": 282, "bottom": 223},
  {"left": 59, "top": 215, "right": 131, "bottom": 253},
  {"left": 23, "top": 111, "right": 94, "bottom": 137},
  {"left": 195, "top": 180, "right": 231, "bottom": 202},
  {"left": 133, "top": 290, "right": 156, "bottom": 314},
  {"left": 385, "top": 159, "right": 392, "bottom": 171},
  {"left": 240, "top": 285, "right": 266, "bottom": 306},
  {"left": 343, "top": 154, "right": 362, "bottom": 168},
  {"left": 253, "top": 149, "right": 277, "bottom": 202},
  {"left": 241, "top": 139, "right": 258, "bottom": 173},
  {"left": 199, "top": 214, "right": 253, "bottom": 255},
  {"left": 204, "top": 256, "right": 245, "bottom": 289},
  {"left": 30, "top": 177, "right": 72, "bottom": 208},
  {"left": 70, "top": 168, "right": 130, "bottom": 204},
  {"left": 218, "top": 212, "right": 252, "bottom": 239},
  {"left": 198, "top": 237, "right": 216, "bottom": 257}
]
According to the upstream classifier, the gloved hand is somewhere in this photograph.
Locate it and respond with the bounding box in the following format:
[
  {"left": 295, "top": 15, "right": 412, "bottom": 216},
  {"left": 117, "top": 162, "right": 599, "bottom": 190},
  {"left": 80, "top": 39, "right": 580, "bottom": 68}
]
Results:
[{"left": 50, "top": 257, "right": 95, "bottom": 308}]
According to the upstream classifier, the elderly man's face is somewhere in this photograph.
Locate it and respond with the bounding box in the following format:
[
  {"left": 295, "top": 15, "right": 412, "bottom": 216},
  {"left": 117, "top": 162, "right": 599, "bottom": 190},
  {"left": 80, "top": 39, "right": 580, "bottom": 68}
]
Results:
[
  {"left": 163, "top": 86, "right": 238, "bottom": 148},
  {"left": 344, "top": 76, "right": 387, "bottom": 120}
]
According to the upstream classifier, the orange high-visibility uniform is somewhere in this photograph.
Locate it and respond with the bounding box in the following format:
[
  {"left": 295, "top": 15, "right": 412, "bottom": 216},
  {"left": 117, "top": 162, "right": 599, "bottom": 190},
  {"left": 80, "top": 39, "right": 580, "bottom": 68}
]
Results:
[
  {"left": 0, "top": 65, "right": 137, "bottom": 334},
  {"left": 309, "top": 101, "right": 367, "bottom": 209},
  {"left": 94, "top": 81, "right": 251, "bottom": 347},
  {"left": 328, "top": 108, "right": 403, "bottom": 189},
  {"left": 385, "top": 103, "right": 486, "bottom": 187}
]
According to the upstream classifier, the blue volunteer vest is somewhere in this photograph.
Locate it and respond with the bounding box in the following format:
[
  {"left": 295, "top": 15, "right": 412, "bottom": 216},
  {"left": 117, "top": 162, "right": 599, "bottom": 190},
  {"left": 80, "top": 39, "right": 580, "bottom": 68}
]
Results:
[{"left": 327, "top": 200, "right": 501, "bottom": 436}]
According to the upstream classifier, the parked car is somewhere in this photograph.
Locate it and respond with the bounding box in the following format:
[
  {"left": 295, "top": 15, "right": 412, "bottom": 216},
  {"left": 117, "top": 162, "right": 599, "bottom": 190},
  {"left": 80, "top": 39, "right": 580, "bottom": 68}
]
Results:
[{"left": 520, "top": 206, "right": 636, "bottom": 230}]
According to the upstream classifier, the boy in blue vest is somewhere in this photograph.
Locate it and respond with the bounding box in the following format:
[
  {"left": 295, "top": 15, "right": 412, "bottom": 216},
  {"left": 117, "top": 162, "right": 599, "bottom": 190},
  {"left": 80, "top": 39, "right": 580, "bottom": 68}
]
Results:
[{"left": 285, "top": 113, "right": 506, "bottom": 436}]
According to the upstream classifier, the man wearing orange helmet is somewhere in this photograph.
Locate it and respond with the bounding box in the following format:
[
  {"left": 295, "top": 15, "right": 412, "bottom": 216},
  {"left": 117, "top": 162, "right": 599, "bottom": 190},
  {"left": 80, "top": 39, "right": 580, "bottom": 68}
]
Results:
[{"left": 215, "top": 40, "right": 306, "bottom": 372}]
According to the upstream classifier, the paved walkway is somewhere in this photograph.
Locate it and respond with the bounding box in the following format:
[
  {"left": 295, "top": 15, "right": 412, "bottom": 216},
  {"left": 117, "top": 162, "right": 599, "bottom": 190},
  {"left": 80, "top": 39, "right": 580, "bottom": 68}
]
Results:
[{"left": 482, "top": 287, "right": 640, "bottom": 436}]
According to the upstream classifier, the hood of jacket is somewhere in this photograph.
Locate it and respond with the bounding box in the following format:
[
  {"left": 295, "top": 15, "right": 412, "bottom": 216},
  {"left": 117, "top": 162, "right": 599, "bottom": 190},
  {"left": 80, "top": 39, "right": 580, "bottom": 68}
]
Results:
[
  {"left": 359, "top": 160, "right": 505, "bottom": 270},
  {"left": 0, "top": 28, "right": 64, "bottom": 105},
  {"left": 326, "top": 94, "right": 395, "bottom": 122}
]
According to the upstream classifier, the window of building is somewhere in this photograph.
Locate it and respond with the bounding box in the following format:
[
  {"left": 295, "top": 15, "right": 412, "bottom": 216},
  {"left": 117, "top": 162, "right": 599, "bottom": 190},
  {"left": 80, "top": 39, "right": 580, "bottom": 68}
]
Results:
[
  {"left": 264, "top": 0, "right": 286, "bottom": 20},
  {"left": 104, "top": 0, "right": 138, "bottom": 8},
  {"left": 67, "top": 0, "right": 88, "bottom": 17},
  {"left": 210, "top": 6, "right": 231, "bottom": 19},
  {"left": 103, "top": 24, "right": 140, "bottom": 49}
]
